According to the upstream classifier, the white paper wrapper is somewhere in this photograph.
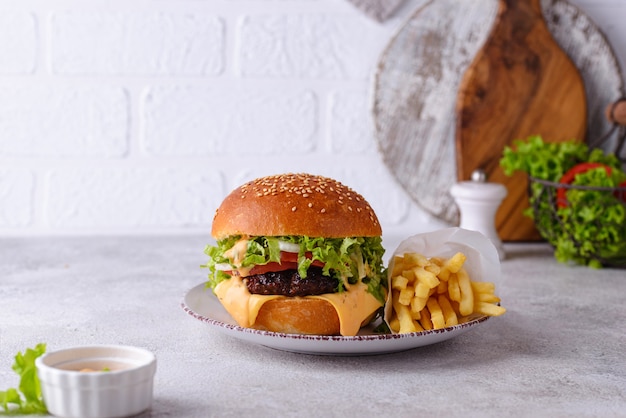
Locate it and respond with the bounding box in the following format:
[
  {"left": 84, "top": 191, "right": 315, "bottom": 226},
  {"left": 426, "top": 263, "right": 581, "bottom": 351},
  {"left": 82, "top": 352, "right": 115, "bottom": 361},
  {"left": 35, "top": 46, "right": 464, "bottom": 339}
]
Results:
[{"left": 384, "top": 227, "right": 502, "bottom": 331}]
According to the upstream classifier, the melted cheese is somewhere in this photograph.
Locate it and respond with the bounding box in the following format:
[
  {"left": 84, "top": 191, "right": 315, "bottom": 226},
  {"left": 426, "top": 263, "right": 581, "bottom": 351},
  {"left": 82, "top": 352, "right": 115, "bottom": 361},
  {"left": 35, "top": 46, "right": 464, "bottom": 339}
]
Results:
[
  {"left": 214, "top": 275, "right": 382, "bottom": 336},
  {"left": 221, "top": 238, "right": 253, "bottom": 277},
  {"left": 309, "top": 284, "right": 382, "bottom": 336},
  {"left": 223, "top": 238, "right": 249, "bottom": 265},
  {"left": 214, "top": 275, "right": 281, "bottom": 327}
]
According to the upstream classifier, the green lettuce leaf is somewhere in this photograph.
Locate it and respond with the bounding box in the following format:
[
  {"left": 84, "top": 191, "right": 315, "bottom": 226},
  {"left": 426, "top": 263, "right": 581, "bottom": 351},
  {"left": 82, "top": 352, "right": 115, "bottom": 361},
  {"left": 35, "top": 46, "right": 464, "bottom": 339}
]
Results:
[{"left": 0, "top": 343, "right": 47, "bottom": 415}]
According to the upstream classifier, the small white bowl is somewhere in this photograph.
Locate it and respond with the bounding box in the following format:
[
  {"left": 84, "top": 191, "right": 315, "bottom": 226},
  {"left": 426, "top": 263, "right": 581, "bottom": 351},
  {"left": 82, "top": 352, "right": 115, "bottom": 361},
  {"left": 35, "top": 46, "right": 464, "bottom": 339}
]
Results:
[{"left": 36, "top": 345, "right": 157, "bottom": 418}]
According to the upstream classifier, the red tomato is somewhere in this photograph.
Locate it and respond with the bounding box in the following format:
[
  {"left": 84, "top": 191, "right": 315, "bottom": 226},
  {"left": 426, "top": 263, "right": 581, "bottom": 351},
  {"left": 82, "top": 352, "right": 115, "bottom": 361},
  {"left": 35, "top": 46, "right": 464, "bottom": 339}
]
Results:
[
  {"left": 223, "top": 251, "right": 325, "bottom": 276},
  {"left": 556, "top": 163, "right": 613, "bottom": 208},
  {"left": 279, "top": 251, "right": 325, "bottom": 268},
  {"left": 615, "top": 181, "right": 626, "bottom": 202},
  {"left": 248, "top": 261, "right": 299, "bottom": 275}
]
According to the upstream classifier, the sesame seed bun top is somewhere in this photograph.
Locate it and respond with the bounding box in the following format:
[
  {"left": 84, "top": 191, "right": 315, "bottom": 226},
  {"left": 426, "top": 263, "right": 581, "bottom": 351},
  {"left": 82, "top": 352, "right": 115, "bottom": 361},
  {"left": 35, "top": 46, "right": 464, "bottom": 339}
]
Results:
[{"left": 211, "top": 173, "right": 382, "bottom": 240}]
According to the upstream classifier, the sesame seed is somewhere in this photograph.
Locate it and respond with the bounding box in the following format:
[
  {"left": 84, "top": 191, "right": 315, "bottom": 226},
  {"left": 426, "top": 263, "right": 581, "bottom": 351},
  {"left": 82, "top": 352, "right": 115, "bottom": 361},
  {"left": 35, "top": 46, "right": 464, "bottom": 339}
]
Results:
[{"left": 291, "top": 206, "right": 297, "bottom": 212}]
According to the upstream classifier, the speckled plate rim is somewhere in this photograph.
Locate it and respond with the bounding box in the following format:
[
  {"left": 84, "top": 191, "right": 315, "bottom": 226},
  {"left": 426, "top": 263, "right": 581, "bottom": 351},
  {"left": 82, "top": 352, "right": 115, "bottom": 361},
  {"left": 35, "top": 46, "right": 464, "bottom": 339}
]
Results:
[{"left": 181, "top": 282, "right": 490, "bottom": 355}]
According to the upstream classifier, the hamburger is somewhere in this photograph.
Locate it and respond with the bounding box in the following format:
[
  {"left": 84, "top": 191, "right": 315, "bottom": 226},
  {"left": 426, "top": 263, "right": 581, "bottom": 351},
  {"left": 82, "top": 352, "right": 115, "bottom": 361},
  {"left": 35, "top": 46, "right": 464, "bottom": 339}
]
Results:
[{"left": 203, "top": 173, "right": 387, "bottom": 336}]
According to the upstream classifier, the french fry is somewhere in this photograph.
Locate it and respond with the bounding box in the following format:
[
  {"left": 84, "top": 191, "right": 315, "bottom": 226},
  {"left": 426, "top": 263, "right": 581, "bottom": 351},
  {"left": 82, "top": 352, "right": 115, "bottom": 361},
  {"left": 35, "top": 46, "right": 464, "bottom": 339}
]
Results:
[
  {"left": 438, "top": 252, "right": 467, "bottom": 280},
  {"left": 397, "top": 308, "right": 416, "bottom": 333},
  {"left": 448, "top": 273, "right": 461, "bottom": 302},
  {"left": 475, "top": 293, "right": 501, "bottom": 303},
  {"left": 413, "top": 266, "right": 439, "bottom": 288},
  {"left": 471, "top": 281, "right": 501, "bottom": 303},
  {"left": 391, "top": 275, "right": 409, "bottom": 290},
  {"left": 389, "top": 316, "right": 400, "bottom": 333},
  {"left": 398, "top": 287, "right": 414, "bottom": 306},
  {"left": 471, "top": 281, "right": 496, "bottom": 294},
  {"left": 474, "top": 302, "right": 506, "bottom": 317},
  {"left": 419, "top": 307, "right": 433, "bottom": 330},
  {"left": 414, "top": 281, "right": 432, "bottom": 299},
  {"left": 447, "top": 252, "right": 467, "bottom": 271},
  {"left": 401, "top": 269, "right": 416, "bottom": 281},
  {"left": 410, "top": 295, "right": 428, "bottom": 313},
  {"left": 393, "top": 296, "right": 421, "bottom": 333},
  {"left": 438, "top": 294, "right": 458, "bottom": 326},
  {"left": 424, "top": 263, "right": 441, "bottom": 276},
  {"left": 426, "top": 297, "right": 445, "bottom": 329},
  {"left": 410, "top": 307, "right": 421, "bottom": 320},
  {"left": 404, "top": 252, "right": 429, "bottom": 267},
  {"left": 430, "top": 256, "right": 445, "bottom": 267},
  {"left": 457, "top": 268, "right": 474, "bottom": 316},
  {"left": 436, "top": 280, "right": 448, "bottom": 294}
]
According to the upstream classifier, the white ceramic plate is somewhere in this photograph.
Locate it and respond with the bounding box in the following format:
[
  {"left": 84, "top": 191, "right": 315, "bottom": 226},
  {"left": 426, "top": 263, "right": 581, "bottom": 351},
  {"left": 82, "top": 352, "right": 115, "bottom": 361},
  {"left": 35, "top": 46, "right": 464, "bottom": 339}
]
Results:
[{"left": 182, "top": 283, "right": 491, "bottom": 356}]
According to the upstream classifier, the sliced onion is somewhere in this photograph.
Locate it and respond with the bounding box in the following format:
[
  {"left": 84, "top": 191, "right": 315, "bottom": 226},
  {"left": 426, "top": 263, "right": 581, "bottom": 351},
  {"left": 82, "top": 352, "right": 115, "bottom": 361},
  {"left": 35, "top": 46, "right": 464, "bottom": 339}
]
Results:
[
  {"left": 277, "top": 240, "right": 300, "bottom": 253},
  {"left": 214, "top": 263, "right": 232, "bottom": 271}
]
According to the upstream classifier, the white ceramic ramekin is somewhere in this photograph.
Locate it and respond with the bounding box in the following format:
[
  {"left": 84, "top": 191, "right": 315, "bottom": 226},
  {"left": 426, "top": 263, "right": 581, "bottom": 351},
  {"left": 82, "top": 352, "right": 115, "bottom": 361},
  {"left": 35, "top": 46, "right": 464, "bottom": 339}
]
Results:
[{"left": 35, "top": 345, "right": 157, "bottom": 418}]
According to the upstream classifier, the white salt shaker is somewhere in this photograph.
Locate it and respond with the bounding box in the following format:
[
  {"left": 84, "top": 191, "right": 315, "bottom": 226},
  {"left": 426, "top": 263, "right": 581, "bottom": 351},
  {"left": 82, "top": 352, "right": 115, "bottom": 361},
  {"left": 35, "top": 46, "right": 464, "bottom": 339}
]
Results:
[{"left": 450, "top": 169, "right": 507, "bottom": 260}]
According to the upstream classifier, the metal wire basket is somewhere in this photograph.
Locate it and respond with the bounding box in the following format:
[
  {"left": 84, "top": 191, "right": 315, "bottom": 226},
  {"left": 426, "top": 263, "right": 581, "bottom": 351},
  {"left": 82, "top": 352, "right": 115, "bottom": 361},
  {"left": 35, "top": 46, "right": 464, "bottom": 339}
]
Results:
[{"left": 528, "top": 177, "right": 626, "bottom": 268}]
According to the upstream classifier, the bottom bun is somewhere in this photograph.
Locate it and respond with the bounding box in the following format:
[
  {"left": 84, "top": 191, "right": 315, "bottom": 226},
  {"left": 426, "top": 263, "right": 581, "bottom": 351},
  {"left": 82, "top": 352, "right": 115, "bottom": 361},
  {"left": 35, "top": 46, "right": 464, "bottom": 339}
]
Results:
[{"left": 252, "top": 298, "right": 341, "bottom": 335}]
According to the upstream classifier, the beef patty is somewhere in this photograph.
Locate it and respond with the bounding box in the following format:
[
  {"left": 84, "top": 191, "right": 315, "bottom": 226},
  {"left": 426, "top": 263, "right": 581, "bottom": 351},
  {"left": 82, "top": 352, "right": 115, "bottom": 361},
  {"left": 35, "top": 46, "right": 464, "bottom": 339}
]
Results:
[{"left": 244, "top": 266, "right": 339, "bottom": 297}]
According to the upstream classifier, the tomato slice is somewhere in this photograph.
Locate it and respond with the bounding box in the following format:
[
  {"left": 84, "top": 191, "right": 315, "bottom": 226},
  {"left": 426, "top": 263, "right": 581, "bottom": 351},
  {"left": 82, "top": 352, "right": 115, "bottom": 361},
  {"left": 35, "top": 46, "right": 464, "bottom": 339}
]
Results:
[
  {"left": 279, "top": 251, "right": 325, "bottom": 268},
  {"left": 248, "top": 261, "right": 298, "bottom": 275},
  {"left": 559, "top": 163, "right": 612, "bottom": 184},
  {"left": 556, "top": 163, "right": 613, "bottom": 208},
  {"left": 224, "top": 251, "right": 325, "bottom": 277}
]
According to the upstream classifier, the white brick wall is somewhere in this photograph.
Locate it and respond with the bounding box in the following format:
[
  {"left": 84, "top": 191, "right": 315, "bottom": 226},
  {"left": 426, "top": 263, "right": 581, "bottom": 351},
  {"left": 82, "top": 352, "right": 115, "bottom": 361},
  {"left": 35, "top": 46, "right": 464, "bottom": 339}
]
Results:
[
  {"left": 142, "top": 86, "right": 318, "bottom": 155},
  {"left": 51, "top": 13, "right": 225, "bottom": 75},
  {"left": 46, "top": 168, "right": 223, "bottom": 228},
  {"left": 238, "top": 14, "right": 378, "bottom": 79},
  {"left": 0, "top": 86, "right": 129, "bottom": 157},
  {"left": 0, "top": 0, "right": 624, "bottom": 237},
  {"left": 0, "top": 13, "right": 37, "bottom": 74}
]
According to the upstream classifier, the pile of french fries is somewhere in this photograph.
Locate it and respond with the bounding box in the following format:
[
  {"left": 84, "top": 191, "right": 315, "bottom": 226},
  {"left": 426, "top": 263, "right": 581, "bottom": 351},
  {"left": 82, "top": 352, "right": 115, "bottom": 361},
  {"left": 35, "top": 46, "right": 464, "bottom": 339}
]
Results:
[{"left": 388, "top": 251, "right": 506, "bottom": 333}]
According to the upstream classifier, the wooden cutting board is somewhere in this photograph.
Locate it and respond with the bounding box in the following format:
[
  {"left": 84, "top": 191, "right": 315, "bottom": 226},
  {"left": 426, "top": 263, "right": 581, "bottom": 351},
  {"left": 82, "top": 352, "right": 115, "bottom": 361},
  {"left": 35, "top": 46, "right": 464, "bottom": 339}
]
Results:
[
  {"left": 455, "top": 0, "right": 587, "bottom": 241},
  {"left": 373, "top": 0, "right": 623, "bottom": 239}
]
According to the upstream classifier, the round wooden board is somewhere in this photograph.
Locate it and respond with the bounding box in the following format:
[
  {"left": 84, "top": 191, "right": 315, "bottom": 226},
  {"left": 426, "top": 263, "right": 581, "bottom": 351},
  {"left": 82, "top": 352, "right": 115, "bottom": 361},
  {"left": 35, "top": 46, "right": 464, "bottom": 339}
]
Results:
[{"left": 373, "top": 0, "right": 624, "bottom": 227}]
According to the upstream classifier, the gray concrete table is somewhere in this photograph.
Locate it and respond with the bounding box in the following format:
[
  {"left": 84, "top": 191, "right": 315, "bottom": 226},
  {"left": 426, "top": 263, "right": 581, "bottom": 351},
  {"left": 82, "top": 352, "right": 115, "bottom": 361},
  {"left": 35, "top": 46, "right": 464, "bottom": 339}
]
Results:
[{"left": 1, "top": 235, "right": 625, "bottom": 417}]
